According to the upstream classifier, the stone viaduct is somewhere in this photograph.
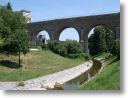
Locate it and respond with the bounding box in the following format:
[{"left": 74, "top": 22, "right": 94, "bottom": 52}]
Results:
[{"left": 27, "top": 12, "right": 120, "bottom": 54}]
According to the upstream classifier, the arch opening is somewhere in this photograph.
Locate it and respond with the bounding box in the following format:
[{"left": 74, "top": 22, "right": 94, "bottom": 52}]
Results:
[
  {"left": 35, "top": 30, "right": 50, "bottom": 46},
  {"left": 59, "top": 28, "right": 80, "bottom": 42}
]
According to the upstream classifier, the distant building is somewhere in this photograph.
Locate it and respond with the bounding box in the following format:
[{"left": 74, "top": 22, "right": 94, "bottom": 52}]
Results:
[
  {"left": 36, "top": 35, "right": 48, "bottom": 46},
  {"left": 20, "top": 10, "right": 31, "bottom": 23},
  {"left": 0, "top": 5, "right": 31, "bottom": 23}
]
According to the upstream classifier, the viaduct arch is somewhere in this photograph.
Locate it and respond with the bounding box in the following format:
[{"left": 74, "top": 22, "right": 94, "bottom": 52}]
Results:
[{"left": 27, "top": 13, "right": 120, "bottom": 55}]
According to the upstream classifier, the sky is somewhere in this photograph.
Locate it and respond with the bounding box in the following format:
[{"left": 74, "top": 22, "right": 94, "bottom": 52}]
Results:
[{"left": 0, "top": 0, "right": 120, "bottom": 41}]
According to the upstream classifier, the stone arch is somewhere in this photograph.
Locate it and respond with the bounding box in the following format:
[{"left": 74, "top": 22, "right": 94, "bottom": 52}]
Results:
[
  {"left": 85, "top": 24, "right": 116, "bottom": 40},
  {"left": 27, "top": 13, "right": 120, "bottom": 50},
  {"left": 81, "top": 24, "right": 116, "bottom": 55},
  {"left": 31, "top": 29, "right": 52, "bottom": 46},
  {"left": 33, "top": 29, "right": 52, "bottom": 40},
  {"left": 58, "top": 26, "right": 81, "bottom": 42},
  {"left": 86, "top": 24, "right": 116, "bottom": 55}
]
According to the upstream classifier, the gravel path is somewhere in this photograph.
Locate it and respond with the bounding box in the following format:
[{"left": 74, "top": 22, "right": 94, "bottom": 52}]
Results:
[{"left": 0, "top": 61, "right": 93, "bottom": 90}]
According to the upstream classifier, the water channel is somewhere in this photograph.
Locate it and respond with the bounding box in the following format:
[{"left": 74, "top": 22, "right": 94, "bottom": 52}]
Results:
[{"left": 54, "top": 60, "right": 102, "bottom": 90}]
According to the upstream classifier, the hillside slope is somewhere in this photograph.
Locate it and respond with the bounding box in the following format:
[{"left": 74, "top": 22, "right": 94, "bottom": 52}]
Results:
[
  {"left": 0, "top": 50, "right": 85, "bottom": 81},
  {"left": 79, "top": 58, "right": 120, "bottom": 90}
]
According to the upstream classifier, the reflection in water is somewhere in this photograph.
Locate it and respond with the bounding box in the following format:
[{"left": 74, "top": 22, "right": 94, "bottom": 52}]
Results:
[
  {"left": 88, "top": 73, "right": 91, "bottom": 80},
  {"left": 62, "top": 72, "right": 92, "bottom": 90},
  {"left": 63, "top": 82, "right": 80, "bottom": 90}
]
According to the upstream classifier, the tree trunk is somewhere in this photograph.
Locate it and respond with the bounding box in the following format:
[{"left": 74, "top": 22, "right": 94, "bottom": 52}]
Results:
[{"left": 19, "top": 50, "right": 21, "bottom": 67}]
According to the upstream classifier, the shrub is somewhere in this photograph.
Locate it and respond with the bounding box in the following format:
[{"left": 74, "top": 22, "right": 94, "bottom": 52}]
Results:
[
  {"left": 48, "top": 40, "right": 59, "bottom": 51},
  {"left": 68, "top": 53, "right": 78, "bottom": 59},
  {"left": 48, "top": 40, "right": 83, "bottom": 58},
  {"left": 58, "top": 46, "right": 67, "bottom": 57},
  {"left": 66, "top": 40, "right": 82, "bottom": 54},
  {"left": 0, "top": 46, "right": 2, "bottom": 53},
  {"left": 78, "top": 53, "right": 85, "bottom": 60},
  {"left": 110, "top": 39, "right": 120, "bottom": 59},
  {"left": 41, "top": 44, "right": 49, "bottom": 50},
  {"left": 84, "top": 55, "right": 91, "bottom": 60}
]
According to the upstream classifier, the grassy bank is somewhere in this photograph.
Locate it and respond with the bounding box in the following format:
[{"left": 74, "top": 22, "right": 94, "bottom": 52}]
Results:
[
  {"left": 79, "top": 58, "right": 120, "bottom": 90},
  {"left": 0, "top": 50, "right": 85, "bottom": 81}
]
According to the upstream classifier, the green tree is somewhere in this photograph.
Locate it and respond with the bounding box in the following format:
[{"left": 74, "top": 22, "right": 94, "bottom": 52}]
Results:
[
  {"left": 104, "top": 26, "right": 115, "bottom": 52},
  {"left": 111, "top": 39, "right": 120, "bottom": 59},
  {"left": 88, "top": 34, "right": 94, "bottom": 55},
  {"left": 2, "top": 30, "right": 29, "bottom": 66},
  {"left": 6, "top": 2, "right": 12, "bottom": 11},
  {"left": 0, "top": 8, "right": 12, "bottom": 40},
  {"left": 0, "top": 4, "right": 29, "bottom": 67},
  {"left": 89, "top": 26, "right": 107, "bottom": 55}
]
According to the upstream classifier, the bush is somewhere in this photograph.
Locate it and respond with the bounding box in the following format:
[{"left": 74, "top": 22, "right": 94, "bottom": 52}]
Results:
[
  {"left": 68, "top": 53, "right": 78, "bottom": 58},
  {"left": 41, "top": 44, "right": 49, "bottom": 50},
  {"left": 84, "top": 55, "right": 91, "bottom": 60},
  {"left": 66, "top": 40, "right": 82, "bottom": 54},
  {"left": 48, "top": 40, "right": 83, "bottom": 58},
  {"left": 58, "top": 46, "right": 67, "bottom": 57},
  {"left": 0, "top": 46, "right": 2, "bottom": 53},
  {"left": 110, "top": 39, "right": 120, "bottom": 59},
  {"left": 48, "top": 40, "right": 59, "bottom": 51}
]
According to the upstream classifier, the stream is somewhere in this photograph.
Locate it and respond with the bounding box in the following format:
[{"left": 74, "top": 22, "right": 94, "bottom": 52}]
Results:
[{"left": 54, "top": 60, "right": 102, "bottom": 90}]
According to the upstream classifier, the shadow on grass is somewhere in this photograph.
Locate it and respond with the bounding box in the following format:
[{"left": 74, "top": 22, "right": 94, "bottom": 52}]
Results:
[{"left": 0, "top": 60, "right": 21, "bottom": 69}]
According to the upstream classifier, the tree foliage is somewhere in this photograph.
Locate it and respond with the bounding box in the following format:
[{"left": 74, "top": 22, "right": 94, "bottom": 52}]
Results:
[
  {"left": 0, "top": 8, "right": 13, "bottom": 39},
  {"left": 48, "top": 40, "right": 83, "bottom": 58},
  {"left": 0, "top": 3, "right": 29, "bottom": 66},
  {"left": 89, "top": 26, "right": 107, "bottom": 55},
  {"left": 104, "top": 26, "right": 115, "bottom": 52},
  {"left": 110, "top": 39, "right": 120, "bottom": 59},
  {"left": 6, "top": 2, "right": 12, "bottom": 11},
  {"left": 89, "top": 25, "right": 120, "bottom": 58}
]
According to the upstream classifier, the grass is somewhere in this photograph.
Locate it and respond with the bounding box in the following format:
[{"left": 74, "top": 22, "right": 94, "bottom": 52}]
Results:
[
  {"left": 79, "top": 58, "right": 120, "bottom": 90},
  {"left": 0, "top": 50, "right": 85, "bottom": 81},
  {"left": 92, "top": 52, "right": 110, "bottom": 59}
]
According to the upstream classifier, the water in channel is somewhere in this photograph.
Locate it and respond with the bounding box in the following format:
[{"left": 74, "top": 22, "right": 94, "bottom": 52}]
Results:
[{"left": 54, "top": 60, "right": 102, "bottom": 90}]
